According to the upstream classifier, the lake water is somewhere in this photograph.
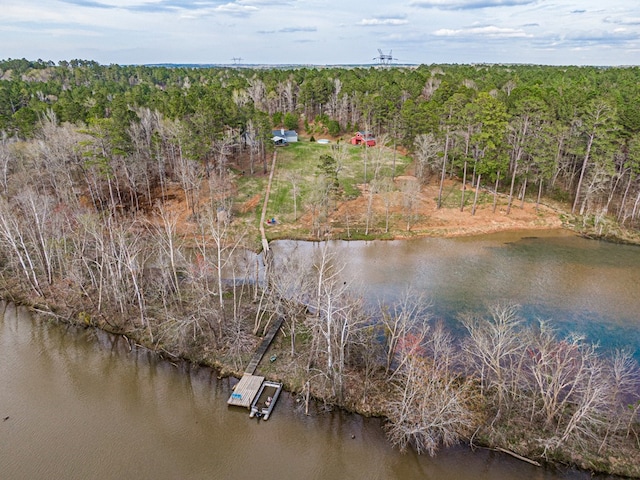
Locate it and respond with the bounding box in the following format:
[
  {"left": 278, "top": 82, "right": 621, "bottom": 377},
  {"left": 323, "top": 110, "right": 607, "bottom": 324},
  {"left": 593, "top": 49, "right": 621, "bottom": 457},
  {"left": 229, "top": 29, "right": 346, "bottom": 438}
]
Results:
[
  {"left": 2, "top": 229, "right": 638, "bottom": 479},
  {"left": 0, "top": 301, "right": 609, "bottom": 480},
  {"left": 272, "top": 229, "right": 640, "bottom": 357}
]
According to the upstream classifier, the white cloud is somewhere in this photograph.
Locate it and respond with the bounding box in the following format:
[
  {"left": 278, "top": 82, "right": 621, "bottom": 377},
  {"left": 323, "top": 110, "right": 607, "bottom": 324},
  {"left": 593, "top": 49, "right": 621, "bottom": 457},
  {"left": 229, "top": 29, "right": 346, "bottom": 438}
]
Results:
[
  {"left": 1, "top": 0, "right": 640, "bottom": 65},
  {"left": 604, "top": 16, "right": 640, "bottom": 26},
  {"left": 410, "top": 0, "right": 536, "bottom": 10},
  {"left": 358, "top": 18, "right": 409, "bottom": 26},
  {"left": 214, "top": 2, "right": 258, "bottom": 15},
  {"left": 237, "top": 0, "right": 293, "bottom": 4},
  {"left": 433, "top": 25, "right": 530, "bottom": 38}
]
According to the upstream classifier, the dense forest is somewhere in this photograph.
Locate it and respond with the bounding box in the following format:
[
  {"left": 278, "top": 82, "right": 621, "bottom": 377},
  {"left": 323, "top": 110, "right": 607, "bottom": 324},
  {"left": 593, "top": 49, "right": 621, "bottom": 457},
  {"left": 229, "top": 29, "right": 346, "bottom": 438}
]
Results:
[
  {"left": 1, "top": 58, "right": 640, "bottom": 477},
  {"left": 2, "top": 58, "right": 640, "bottom": 227}
]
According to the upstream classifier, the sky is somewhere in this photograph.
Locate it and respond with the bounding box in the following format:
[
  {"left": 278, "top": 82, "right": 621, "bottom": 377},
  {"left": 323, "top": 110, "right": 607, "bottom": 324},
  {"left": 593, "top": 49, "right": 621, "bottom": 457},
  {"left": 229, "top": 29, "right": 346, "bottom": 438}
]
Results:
[{"left": 2, "top": 0, "right": 640, "bottom": 66}]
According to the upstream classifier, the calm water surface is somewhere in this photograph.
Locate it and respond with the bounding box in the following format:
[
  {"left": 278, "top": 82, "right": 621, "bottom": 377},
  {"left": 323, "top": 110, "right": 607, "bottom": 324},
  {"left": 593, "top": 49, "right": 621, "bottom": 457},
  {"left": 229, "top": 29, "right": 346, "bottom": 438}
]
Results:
[
  {"left": 2, "top": 229, "right": 638, "bottom": 479},
  {"left": 0, "top": 302, "right": 609, "bottom": 480},
  {"left": 272, "top": 229, "right": 640, "bottom": 355}
]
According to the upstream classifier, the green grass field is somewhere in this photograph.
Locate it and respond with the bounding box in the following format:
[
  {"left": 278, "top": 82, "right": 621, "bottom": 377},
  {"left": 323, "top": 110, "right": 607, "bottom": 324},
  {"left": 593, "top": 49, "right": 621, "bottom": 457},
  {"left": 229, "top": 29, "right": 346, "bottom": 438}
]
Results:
[{"left": 235, "top": 137, "right": 413, "bottom": 231}]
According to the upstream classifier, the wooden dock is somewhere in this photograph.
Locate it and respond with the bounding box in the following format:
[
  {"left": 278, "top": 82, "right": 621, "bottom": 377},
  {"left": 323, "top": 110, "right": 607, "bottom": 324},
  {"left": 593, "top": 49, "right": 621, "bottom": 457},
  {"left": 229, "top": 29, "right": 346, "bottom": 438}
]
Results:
[
  {"left": 227, "top": 317, "right": 284, "bottom": 409},
  {"left": 245, "top": 317, "right": 284, "bottom": 375},
  {"left": 227, "top": 373, "right": 264, "bottom": 408}
]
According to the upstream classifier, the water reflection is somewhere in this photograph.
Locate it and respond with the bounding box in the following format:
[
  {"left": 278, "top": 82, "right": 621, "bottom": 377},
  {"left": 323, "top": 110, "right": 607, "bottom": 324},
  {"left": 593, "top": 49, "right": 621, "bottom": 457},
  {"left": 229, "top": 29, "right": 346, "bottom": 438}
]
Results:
[
  {"left": 0, "top": 301, "right": 611, "bottom": 480},
  {"left": 271, "top": 230, "right": 640, "bottom": 356}
]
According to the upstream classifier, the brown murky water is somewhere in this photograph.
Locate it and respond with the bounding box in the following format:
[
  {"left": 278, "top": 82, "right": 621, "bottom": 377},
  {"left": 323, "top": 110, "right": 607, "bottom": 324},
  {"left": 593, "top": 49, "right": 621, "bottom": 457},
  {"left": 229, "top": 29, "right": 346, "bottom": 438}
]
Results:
[
  {"left": 0, "top": 301, "right": 610, "bottom": 480},
  {"left": 3, "top": 230, "right": 638, "bottom": 479}
]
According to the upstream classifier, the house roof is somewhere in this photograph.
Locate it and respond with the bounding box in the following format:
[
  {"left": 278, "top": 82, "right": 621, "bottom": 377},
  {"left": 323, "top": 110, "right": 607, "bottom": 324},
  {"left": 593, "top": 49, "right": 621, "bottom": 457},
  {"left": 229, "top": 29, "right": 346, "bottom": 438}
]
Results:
[
  {"left": 356, "top": 131, "right": 374, "bottom": 138},
  {"left": 272, "top": 129, "right": 297, "bottom": 136}
]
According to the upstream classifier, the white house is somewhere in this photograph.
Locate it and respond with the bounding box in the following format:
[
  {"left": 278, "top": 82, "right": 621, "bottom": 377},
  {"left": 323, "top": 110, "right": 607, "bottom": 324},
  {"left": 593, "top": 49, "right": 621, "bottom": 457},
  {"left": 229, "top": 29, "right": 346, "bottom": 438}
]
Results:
[{"left": 271, "top": 128, "right": 298, "bottom": 145}]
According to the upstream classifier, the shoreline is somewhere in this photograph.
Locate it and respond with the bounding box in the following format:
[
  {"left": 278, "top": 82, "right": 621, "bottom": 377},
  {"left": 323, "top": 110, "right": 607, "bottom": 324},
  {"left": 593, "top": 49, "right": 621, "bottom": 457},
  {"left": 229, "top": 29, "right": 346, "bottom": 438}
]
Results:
[
  {"left": 2, "top": 208, "right": 639, "bottom": 479},
  {"left": 262, "top": 199, "right": 640, "bottom": 246},
  {"left": 13, "top": 287, "right": 638, "bottom": 480}
]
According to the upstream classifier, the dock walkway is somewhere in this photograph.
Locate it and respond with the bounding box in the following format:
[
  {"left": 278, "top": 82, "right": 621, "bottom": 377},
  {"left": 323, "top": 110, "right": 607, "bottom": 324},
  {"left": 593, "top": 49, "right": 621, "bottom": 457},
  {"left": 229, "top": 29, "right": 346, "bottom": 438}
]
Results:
[
  {"left": 228, "top": 152, "right": 283, "bottom": 412},
  {"left": 245, "top": 317, "right": 284, "bottom": 375},
  {"left": 227, "top": 317, "right": 284, "bottom": 409}
]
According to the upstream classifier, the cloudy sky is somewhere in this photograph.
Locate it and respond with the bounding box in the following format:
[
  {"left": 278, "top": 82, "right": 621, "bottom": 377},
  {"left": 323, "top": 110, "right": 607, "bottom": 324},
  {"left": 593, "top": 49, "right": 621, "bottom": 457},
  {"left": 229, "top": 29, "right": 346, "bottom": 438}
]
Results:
[{"left": 2, "top": 0, "right": 640, "bottom": 66}]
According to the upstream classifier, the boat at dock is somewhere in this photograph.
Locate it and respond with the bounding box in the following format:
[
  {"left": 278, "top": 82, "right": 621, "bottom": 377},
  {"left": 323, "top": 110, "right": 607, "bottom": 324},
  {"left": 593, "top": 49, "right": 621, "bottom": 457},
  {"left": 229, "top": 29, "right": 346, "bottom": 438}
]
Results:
[
  {"left": 249, "top": 381, "right": 282, "bottom": 420},
  {"left": 226, "top": 317, "right": 284, "bottom": 419}
]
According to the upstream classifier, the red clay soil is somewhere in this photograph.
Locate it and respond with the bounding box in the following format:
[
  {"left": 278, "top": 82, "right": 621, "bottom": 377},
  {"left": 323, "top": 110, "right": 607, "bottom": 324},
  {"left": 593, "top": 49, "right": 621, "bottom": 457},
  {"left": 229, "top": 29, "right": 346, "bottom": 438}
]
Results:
[
  {"left": 303, "top": 176, "right": 564, "bottom": 239},
  {"left": 154, "top": 172, "right": 564, "bottom": 241}
]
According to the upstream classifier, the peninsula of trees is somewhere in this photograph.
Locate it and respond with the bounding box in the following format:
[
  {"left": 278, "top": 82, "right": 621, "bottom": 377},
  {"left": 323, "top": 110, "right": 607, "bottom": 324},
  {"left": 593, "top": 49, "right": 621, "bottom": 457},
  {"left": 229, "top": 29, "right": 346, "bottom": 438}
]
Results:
[{"left": 1, "top": 58, "right": 639, "bottom": 477}]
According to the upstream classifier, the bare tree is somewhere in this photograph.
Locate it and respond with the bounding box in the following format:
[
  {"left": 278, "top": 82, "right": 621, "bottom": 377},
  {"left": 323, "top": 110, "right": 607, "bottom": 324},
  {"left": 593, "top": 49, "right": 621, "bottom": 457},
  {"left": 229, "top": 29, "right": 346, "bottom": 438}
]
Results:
[
  {"left": 385, "top": 348, "right": 478, "bottom": 456},
  {"left": 306, "top": 243, "right": 367, "bottom": 401},
  {"left": 244, "top": 119, "right": 259, "bottom": 175},
  {"left": 373, "top": 176, "right": 395, "bottom": 233},
  {"left": 364, "top": 165, "right": 381, "bottom": 235},
  {"left": 193, "top": 206, "right": 248, "bottom": 340},
  {"left": 176, "top": 150, "right": 202, "bottom": 215},
  {"left": 437, "top": 130, "right": 451, "bottom": 209},
  {"left": 0, "top": 132, "right": 13, "bottom": 194},
  {"left": 305, "top": 176, "right": 334, "bottom": 239},
  {"left": 413, "top": 133, "right": 441, "bottom": 184},
  {"left": 572, "top": 100, "right": 617, "bottom": 214},
  {"left": 401, "top": 178, "right": 421, "bottom": 231},
  {"left": 212, "top": 128, "right": 237, "bottom": 179},
  {"left": 128, "top": 107, "right": 162, "bottom": 208},
  {"left": 460, "top": 303, "right": 526, "bottom": 413},
  {"left": 87, "top": 216, "right": 152, "bottom": 332},
  {"left": 151, "top": 202, "right": 186, "bottom": 305},
  {"left": 15, "top": 189, "right": 57, "bottom": 285},
  {"left": 380, "top": 287, "right": 431, "bottom": 376},
  {"left": 506, "top": 111, "right": 531, "bottom": 214},
  {"left": 523, "top": 322, "right": 621, "bottom": 458},
  {"left": 259, "top": 247, "right": 313, "bottom": 354},
  {"left": 0, "top": 196, "right": 44, "bottom": 295},
  {"left": 246, "top": 76, "right": 267, "bottom": 111},
  {"left": 36, "top": 111, "right": 88, "bottom": 207},
  {"left": 422, "top": 74, "right": 442, "bottom": 101}
]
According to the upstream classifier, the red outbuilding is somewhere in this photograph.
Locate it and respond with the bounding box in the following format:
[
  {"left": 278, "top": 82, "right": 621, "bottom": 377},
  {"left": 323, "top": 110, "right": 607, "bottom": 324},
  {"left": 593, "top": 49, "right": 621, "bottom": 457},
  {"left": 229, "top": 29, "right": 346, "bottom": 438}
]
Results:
[{"left": 350, "top": 131, "right": 376, "bottom": 147}]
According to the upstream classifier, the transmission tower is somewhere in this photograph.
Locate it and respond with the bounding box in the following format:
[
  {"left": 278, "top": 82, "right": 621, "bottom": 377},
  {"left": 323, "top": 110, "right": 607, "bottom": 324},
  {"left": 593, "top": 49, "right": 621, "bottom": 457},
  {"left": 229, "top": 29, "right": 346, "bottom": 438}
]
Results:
[{"left": 373, "top": 49, "right": 395, "bottom": 65}]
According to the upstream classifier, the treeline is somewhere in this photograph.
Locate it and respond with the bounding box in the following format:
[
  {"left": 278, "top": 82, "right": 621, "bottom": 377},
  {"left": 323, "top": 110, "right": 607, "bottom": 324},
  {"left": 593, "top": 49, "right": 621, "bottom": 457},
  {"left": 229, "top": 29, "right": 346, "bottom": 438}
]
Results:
[
  {"left": 1, "top": 58, "right": 640, "bottom": 476},
  {"left": 2, "top": 59, "right": 640, "bottom": 227}
]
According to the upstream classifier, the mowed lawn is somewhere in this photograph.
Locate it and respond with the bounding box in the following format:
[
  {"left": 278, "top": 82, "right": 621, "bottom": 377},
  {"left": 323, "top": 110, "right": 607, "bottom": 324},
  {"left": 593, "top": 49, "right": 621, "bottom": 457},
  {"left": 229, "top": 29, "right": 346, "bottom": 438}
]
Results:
[{"left": 234, "top": 137, "right": 413, "bottom": 232}]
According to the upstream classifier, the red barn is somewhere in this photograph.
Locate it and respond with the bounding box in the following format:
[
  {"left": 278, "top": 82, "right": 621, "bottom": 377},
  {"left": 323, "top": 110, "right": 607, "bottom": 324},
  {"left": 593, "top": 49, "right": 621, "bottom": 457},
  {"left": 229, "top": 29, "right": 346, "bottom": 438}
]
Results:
[{"left": 350, "top": 131, "right": 376, "bottom": 147}]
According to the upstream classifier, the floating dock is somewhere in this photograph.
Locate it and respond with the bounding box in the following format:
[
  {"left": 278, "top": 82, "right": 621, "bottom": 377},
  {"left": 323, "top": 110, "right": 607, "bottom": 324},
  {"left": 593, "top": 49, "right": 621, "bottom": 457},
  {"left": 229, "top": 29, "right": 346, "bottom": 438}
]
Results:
[
  {"left": 227, "top": 373, "right": 265, "bottom": 408},
  {"left": 226, "top": 318, "right": 284, "bottom": 416}
]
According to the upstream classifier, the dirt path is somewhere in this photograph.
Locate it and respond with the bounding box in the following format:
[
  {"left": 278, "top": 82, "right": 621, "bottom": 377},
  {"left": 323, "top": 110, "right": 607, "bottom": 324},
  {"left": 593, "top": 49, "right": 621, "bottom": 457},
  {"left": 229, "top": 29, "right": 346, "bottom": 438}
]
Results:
[{"left": 259, "top": 150, "right": 278, "bottom": 252}]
